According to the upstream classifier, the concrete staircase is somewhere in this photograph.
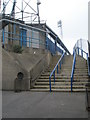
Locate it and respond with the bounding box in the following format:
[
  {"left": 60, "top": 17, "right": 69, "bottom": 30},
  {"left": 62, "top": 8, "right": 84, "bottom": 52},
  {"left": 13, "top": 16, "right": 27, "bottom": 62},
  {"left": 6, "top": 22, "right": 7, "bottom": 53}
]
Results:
[
  {"left": 31, "top": 55, "right": 90, "bottom": 92},
  {"left": 73, "top": 55, "right": 90, "bottom": 92},
  {"left": 31, "top": 55, "right": 72, "bottom": 92}
]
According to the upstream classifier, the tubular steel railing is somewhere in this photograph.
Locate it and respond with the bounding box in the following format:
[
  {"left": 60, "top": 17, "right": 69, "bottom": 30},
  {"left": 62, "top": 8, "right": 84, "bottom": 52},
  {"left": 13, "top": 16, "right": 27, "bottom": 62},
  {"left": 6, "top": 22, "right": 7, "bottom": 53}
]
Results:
[
  {"left": 71, "top": 50, "right": 76, "bottom": 92},
  {"left": 49, "top": 52, "right": 66, "bottom": 92},
  {"left": 1, "top": 18, "right": 70, "bottom": 55},
  {"left": 71, "top": 47, "right": 89, "bottom": 92},
  {"left": 76, "top": 47, "right": 89, "bottom": 75},
  {"left": 73, "top": 39, "right": 90, "bottom": 76}
]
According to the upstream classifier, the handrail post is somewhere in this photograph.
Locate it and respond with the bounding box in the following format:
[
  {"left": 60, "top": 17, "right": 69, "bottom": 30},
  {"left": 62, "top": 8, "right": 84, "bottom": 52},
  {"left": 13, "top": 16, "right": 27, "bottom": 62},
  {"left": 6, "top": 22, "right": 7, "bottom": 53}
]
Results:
[
  {"left": 71, "top": 77, "right": 72, "bottom": 92},
  {"left": 87, "top": 53, "right": 88, "bottom": 61},
  {"left": 81, "top": 49, "right": 83, "bottom": 57},
  {"left": 20, "top": 29, "right": 22, "bottom": 47},
  {"left": 78, "top": 47, "right": 79, "bottom": 55},
  {"left": 49, "top": 52, "right": 65, "bottom": 92},
  {"left": 71, "top": 52, "right": 76, "bottom": 92},
  {"left": 60, "top": 62, "right": 61, "bottom": 69},
  {"left": 49, "top": 77, "right": 51, "bottom": 92},
  {"left": 57, "top": 65, "right": 58, "bottom": 74},
  {"left": 54, "top": 71, "right": 55, "bottom": 84}
]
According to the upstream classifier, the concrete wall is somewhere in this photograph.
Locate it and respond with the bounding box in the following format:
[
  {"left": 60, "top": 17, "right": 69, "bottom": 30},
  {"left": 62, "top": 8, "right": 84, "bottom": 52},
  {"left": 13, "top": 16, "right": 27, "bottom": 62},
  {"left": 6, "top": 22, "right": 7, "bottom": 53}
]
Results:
[
  {"left": 2, "top": 48, "right": 52, "bottom": 90},
  {"left": 2, "top": 49, "right": 29, "bottom": 90},
  {"left": 30, "top": 52, "right": 52, "bottom": 88}
]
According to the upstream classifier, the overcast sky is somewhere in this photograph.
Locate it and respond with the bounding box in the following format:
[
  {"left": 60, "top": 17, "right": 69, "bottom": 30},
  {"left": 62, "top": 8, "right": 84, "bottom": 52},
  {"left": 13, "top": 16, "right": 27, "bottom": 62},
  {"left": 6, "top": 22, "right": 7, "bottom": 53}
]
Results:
[
  {"left": 1, "top": 0, "right": 90, "bottom": 53},
  {"left": 40, "top": 0, "right": 89, "bottom": 53}
]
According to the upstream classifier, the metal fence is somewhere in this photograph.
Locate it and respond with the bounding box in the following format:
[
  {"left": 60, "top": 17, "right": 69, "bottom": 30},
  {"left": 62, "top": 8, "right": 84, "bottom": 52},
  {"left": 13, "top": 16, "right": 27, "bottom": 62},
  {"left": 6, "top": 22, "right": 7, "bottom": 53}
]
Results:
[
  {"left": 74, "top": 39, "right": 88, "bottom": 59},
  {"left": 1, "top": 18, "right": 70, "bottom": 55}
]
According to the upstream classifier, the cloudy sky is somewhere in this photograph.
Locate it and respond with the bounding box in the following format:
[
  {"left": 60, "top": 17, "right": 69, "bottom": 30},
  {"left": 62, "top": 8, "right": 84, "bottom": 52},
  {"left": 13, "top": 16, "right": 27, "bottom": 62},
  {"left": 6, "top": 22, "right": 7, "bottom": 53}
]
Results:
[
  {"left": 39, "top": 0, "right": 89, "bottom": 53},
  {"left": 1, "top": 0, "right": 90, "bottom": 53}
]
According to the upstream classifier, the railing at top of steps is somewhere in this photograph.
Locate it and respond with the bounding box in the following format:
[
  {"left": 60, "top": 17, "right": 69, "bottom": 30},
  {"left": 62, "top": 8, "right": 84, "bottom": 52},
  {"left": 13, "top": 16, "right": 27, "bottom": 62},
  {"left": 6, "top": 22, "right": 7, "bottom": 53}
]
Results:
[
  {"left": 49, "top": 52, "right": 66, "bottom": 92},
  {"left": 71, "top": 47, "right": 89, "bottom": 92},
  {"left": 74, "top": 47, "right": 89, "bottom": 75}
]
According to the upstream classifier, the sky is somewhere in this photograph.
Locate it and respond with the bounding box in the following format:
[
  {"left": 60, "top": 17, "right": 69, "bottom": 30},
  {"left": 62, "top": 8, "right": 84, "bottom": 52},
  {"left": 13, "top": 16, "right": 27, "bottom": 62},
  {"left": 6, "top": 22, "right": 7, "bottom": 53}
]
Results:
[{"left": 1, "top": 0, "right": 90, "bottom": 53}]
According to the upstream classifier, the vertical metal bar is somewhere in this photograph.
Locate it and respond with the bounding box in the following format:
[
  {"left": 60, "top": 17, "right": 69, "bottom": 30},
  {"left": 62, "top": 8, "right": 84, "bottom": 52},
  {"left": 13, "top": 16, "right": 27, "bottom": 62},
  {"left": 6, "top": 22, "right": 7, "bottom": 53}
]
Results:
[
  {"left": 21, "top": 0, "right": 23, "bottom": 21},
  {"left": 81, "top": 38, "right": 82, "bottom": 51},
  {"left": 81, "top": 50, "right": 83, "bottom": 57},
  {"left": 21, "top": 30, "right": 22, "bottom": 47},
  {"left": 13, "top": 24, "right": 16, "bottom": 34},
  {"left": 49, "top": 77, "right": 51, "bottom": 92},
  {"left": 57, "top": 65, "right": 58, "bottom": 74},
  {"left": 87, "top": 53, "right": 88, "bottom": 63},
  {"left": 54, "top": 71, "right": 55, "bottom": 84},
  {"left": 77, "top": 40, "right": 78, "bottom": 48},
  {"left": 71, "top": 77, "right": 72, "bottom": 92},
  {"left": 60, "top": 62, "right": 61, "bottom": 69}
]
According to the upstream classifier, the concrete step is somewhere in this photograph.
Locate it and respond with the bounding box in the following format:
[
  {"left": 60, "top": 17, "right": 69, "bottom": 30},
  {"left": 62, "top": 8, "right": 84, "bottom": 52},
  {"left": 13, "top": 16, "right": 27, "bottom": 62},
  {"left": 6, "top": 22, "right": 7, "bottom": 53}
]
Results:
[
  {"left": 32, "top": 55, "right": 89, "bottom": 92},
  {"left": 38, "top": 79, "right": 89, "bottom": 82},
  {"left": 39, "top": 76, "right": 89, "bottom": 80},
  {"left": 31, "top": 88, "right": 89, "bottom": 92},
  {"left": 74, "top": 68, "right": 88, "bottom": 70},
  {"left": 73, "top": 74, "right": 88, "bottom": 76},
  {"left": 33, "top": 85, "right": 86, "bottom": 89},
  {"left": 41, "top": 73, "right": 71, "bottom": 76},
  {"left": 73, "top": 75, "right": 89, "bottom": 78},
  {"left": 74, "top": 70, "right": 88, "bottom": 72},
  {"left": 35, "top": 81, "right": 90, "bottom": 85}
]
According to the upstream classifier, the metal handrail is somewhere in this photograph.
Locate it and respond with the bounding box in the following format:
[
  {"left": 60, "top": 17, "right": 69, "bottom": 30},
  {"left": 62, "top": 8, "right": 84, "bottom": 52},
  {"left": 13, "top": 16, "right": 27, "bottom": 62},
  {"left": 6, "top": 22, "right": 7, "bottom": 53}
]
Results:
[
  {"left": 77, "top": 47, "right": 88, "bottom": 56},
  {"left": 71, "top": 50, "right": 76, "bottom": 92},
  {"left": 49, "top": 52, "right": 66, "bottom": 92},
  {"left": 71, "top": 47, "right": 89, "bottom": 92},
  {"left": 76, "top": 47, "right": 89, "bottom": 76}
]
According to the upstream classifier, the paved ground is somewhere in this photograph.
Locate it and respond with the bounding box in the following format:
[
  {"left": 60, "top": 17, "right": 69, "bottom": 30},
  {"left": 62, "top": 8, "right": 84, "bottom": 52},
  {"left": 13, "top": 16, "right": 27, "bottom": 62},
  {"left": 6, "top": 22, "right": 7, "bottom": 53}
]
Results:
[{"left": 2, "top": 91, "right": 89, "bottom": 118}]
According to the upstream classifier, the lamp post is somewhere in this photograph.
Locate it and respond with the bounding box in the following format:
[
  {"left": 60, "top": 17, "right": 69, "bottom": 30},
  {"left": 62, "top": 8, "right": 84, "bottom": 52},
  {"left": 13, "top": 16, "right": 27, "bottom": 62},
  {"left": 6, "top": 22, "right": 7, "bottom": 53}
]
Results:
[
  {"left": 37, "top": 0, "right": 41, "bottom": 24},
  {"left": 21, "top": 0, "right": 23, "bottom": 21},
  {"left": 58, "top": 20, "right": 63, "bottom": 39}
]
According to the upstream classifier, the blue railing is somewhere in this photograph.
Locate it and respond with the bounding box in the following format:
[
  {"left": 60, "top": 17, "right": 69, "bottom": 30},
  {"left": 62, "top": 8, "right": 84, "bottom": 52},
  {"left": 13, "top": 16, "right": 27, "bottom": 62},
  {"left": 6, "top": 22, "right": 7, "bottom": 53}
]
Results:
[
  {"left": 46, "top": 37, "right": 63, "bottom": 55},
  {"left": 76, "top": 47, "right": 88, "bottom": 58},
  {"left": 49, "top": 52, "right": 66, "bottom": 92},
  {"left": 1, "top": 19, "right": 70, "bottom": 55},
  {"left": 71, "top": 50, "right": 76, "bottom": 92},
  {"left": 75, "top": 47, "right": 89, "bottom": 76},
  {"left": 71, "top": 47, "right": 89, "bottom": 92}
]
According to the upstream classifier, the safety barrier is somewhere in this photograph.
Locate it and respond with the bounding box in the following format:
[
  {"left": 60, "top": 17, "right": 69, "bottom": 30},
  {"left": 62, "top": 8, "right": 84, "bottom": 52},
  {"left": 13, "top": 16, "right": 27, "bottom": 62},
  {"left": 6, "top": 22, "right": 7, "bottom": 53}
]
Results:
[
  {"left": 71, "top": 44, "right": 89, "bottom": 92},
  {"left": 71, "top": 50, "right": 76, "bottom": 92},
  {"left": 1, "top": 18, "right": 70, "bottom": 55},
  {"left": 49, "top": 52, "right": 65, "bottom": 92},
  {"left": 74, "top": 47, "right": 89, "bottom": 75}
]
